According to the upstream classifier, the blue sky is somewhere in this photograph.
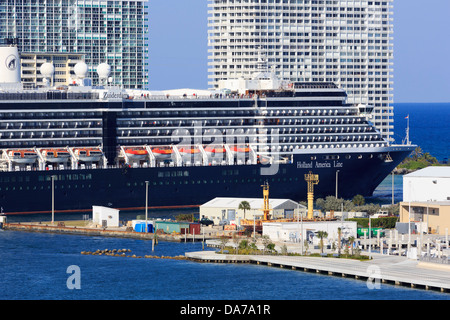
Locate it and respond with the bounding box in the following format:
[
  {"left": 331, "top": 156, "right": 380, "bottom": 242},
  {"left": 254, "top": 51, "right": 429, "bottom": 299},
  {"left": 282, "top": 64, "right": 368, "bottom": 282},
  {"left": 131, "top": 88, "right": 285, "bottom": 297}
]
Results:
[{"left": 147, "top": 0, "right": 450, "bottom": 103}]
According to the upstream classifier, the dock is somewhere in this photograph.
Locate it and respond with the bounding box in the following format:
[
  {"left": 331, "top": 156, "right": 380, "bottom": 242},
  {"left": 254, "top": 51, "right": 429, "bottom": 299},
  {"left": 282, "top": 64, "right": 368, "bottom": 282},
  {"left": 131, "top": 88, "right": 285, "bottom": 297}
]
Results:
[
  {"left": 2, "top": 222, "right": 215, "bottom": 242},
  {"left": 186, "top": 248, "right": 450, "bottom": 293}
]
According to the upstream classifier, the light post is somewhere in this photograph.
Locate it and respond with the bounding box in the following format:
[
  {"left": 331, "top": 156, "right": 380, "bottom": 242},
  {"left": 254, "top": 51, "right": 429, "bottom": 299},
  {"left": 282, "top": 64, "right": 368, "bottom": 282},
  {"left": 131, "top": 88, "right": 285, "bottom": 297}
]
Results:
[
  {"left": 391, "top": 171, "right": 395, "bottom": 206},
  {"left": 335, "top": 170, "right": 340, "bottom": 199},
  {"left": 145, "top": 180, "right": 149, "bottom": 232},
  {"left": 408, "top": 181, "right": 411, "bottom": 255},
  {"left": 368, "top": 215, "right": 372, "bottom": 259},
  {"left": 51, "top": 175, "right": 56, "bottom": 225}
]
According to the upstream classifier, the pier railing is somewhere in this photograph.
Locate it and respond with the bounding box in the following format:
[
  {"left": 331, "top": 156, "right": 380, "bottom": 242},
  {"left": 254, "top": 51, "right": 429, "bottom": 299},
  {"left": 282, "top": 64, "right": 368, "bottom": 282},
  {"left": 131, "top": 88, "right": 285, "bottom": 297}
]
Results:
[{"left": 419, "top": 255, "right": 449, "bottom": 265}]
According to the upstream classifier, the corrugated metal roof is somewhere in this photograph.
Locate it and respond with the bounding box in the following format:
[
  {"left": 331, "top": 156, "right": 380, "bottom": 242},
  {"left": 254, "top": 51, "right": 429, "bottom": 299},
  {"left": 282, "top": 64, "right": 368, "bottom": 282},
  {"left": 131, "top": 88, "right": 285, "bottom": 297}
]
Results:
[
  {"left": 200, "top": 197, "right": 304, "bottom": 210},
  {"left": 405, "top": 166, "right": 450, "bottom": 178}
]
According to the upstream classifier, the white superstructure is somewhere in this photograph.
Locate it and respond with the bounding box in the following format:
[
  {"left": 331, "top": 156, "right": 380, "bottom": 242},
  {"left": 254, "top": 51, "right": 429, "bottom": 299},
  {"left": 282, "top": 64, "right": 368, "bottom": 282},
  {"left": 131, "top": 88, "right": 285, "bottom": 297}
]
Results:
[
  {"left": 208, "top": 0, "right": 394, "bottom": 142},
  {"left": 0, "top": 0, "right": 148, "bottom": 89}
]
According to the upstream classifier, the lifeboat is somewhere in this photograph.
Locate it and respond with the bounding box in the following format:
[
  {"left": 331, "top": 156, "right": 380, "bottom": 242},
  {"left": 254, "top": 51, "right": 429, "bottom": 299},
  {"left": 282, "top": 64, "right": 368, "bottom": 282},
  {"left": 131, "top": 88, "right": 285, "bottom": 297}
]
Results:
[
  {"left": 41, "top": 149, "right": 70, "bottom": 163},
  {"left": 151, "top": 147, "right": 173, "bottom": 160},
  {"left": 231, "top": 145, "right": 250, "bottom": 155},
  {"left": 124, "top": 148, "right": 148, "bottom": 161},
  {"left": 7, "top": 149, "right": 38, "bottom": 164},
  {"left": 204, "top": 145, "right": 226, "bottom": 157},
  {"left": 74, "top": 148, "right": 103, "bottom": 162},
  {"left": 178, "top": 147, "right": 200, "bottom": 155}
]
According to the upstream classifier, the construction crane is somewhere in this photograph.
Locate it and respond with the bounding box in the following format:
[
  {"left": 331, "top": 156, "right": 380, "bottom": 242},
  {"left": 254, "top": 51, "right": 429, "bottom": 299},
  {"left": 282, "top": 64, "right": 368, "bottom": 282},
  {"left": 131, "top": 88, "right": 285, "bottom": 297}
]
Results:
[
  {"left": 260, "top": 181, "right": 272, "bottom": 221},
  {"left": 304, "top": 171, "right": 319, "bottom": 220}
]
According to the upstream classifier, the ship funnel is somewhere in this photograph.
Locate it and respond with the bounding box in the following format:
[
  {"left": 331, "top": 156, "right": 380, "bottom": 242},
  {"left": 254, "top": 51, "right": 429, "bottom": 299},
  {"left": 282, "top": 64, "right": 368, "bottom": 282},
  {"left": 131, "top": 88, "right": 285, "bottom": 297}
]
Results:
[{"left": 0, "top": 45, "right": 21, "bottom": 84}]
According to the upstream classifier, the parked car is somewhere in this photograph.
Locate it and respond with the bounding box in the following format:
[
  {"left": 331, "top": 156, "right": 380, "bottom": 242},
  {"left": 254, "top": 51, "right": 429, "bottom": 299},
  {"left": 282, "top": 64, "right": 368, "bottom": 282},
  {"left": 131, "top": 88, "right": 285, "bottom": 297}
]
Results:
[{"left": 200, "top": 217, "right": 214, "bottom": 226}]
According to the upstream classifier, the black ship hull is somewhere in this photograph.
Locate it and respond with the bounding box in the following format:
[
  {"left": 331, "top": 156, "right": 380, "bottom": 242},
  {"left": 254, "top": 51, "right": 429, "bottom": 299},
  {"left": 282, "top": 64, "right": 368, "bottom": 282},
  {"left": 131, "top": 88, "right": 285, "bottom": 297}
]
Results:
[{"left": 0, "top": 146, "right": 412, "bottom": 215}]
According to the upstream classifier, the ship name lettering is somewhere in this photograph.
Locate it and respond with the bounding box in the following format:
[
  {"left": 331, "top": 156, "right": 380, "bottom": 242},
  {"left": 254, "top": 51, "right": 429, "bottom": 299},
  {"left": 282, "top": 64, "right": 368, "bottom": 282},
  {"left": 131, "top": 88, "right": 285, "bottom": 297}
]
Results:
[
  {"left": 334, "top": 161, "right": 343, "bottom": 168},
  {"left": 315, "top": 162, "right": 331, "bottom": 168},
  {"left": 103, "top": 92, "right": 128, "bottom": 99},
  {"left": 297, "top": 161, "right": 313, "bottom": 169}
]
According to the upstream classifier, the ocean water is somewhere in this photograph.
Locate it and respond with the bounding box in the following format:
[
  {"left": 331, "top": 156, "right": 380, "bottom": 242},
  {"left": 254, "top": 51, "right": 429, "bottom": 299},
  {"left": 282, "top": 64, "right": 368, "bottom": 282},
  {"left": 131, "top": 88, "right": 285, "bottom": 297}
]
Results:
[
  {"left": 370, "top": 102, "right": 450, "bottom": 204},
  {"left": 0, "top": 231, "right": 448, "bottom": 301},
  {"left": 392, "top": 103, "right": 450, "bottom": 162}
]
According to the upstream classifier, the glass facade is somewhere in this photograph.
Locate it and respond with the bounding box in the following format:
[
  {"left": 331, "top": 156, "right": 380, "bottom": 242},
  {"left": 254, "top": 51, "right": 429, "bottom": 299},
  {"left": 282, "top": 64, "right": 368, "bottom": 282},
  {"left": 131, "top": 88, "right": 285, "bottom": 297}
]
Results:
[{"left": 0, "top": 0, "right": 149, "bottom": 89}]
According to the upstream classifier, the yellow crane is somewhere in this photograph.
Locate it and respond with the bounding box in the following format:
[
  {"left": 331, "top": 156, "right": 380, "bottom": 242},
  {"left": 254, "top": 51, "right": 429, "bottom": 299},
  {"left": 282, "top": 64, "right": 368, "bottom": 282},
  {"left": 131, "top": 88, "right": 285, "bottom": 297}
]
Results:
[
  {"left": 260, "top": 181, "right": 272, "bottom": 221},
  {"left": 304, "top": 171, "right": 319, "bottom": 220}
]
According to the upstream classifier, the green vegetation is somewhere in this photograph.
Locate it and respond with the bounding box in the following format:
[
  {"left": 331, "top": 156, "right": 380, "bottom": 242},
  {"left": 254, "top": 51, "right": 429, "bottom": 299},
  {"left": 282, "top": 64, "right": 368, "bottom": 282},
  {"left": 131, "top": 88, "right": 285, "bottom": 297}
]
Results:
[
  {"left": 175, "top": 213, "right": 196, "bottom": 222},
  {"left": 217, "top": 238, "right": 370, "bottom": 260},
  {"left": 238, "top": 201, "right": 251, "bottom": 220},
  {"left": 347, "top": 216, "right": 398, "bottom": 229},
  {"left": 308, "top": 252, "right": 370, "bottom": 261},
  {"left": 315, "top": 195, "right": 381, "bottom": 215},
  {"left": 316, "top": 231, "right": 328, "bottom": 254},
  {"left": 397, "top": 146, "right": 442, "bottom": 171}
]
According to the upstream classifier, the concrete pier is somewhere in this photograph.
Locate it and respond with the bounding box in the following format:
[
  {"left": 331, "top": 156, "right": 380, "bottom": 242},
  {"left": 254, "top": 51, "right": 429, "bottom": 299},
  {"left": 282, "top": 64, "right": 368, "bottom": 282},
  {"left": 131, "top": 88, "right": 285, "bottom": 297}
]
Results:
[
  {"left": 2, "top": 222, "right": 213, "bottom": 242},
  {"left": 185, "top": 250, "right": 450, "bottom": 293}
]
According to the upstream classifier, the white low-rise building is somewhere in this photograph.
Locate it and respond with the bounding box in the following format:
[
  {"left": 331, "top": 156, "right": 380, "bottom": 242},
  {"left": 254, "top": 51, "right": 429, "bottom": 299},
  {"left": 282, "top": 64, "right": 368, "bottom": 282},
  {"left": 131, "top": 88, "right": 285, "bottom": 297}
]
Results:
[
  {"left": 263, "top": 221, "right": 357, "bottom": 245},
  {"left": 92, "top": 206, "right": 120, "bottom": 228},
  {"left": 200, "top": 197, "right": 306, "bottom": 225},
  {"left": 403, "top": 167, "right": 450, "bottom": 202}
]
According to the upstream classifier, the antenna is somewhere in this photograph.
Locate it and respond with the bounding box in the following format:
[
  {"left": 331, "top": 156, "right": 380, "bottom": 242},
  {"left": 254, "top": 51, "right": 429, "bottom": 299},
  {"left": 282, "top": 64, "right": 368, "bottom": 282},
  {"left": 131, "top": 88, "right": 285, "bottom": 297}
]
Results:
[{"left": 403, "top": 114, "right": 410, "bottom": 145}]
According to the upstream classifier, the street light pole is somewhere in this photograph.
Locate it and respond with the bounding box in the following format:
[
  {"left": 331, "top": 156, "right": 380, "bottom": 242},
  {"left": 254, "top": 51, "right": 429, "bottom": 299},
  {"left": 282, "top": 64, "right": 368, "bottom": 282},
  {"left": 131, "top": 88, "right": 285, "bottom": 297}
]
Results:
[
  {"left": 51, "top": 175, "right": 56, "bottom": 225},
  {"left": 145, "top": 180, "right": 149, "bottom": 232},
  {"left": 335, "top": 170, "right": 340, "bottom": 199}
]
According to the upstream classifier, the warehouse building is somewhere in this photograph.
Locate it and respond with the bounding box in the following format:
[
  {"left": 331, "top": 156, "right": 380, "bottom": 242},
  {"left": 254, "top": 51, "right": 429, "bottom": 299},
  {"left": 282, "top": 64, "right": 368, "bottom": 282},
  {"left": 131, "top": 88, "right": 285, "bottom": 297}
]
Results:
[
  {"left": 200, "top": 197, "right": 306, "bottom": 226},
  {"left": 400, "top": 167, "right": 450, "bottom": 235}
]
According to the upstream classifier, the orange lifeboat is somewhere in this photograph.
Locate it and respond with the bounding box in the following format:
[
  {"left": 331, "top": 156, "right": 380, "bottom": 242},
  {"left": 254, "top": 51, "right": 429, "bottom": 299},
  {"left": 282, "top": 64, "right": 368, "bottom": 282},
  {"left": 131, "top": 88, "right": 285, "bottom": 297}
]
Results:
[
  {"left": 151, "top": 147, "right": 173, "bottom": 160},
  {"left": 204, "top": 145, "right": 226, "bottom": 157},
  {"left": 41, "top": 149, "right": 70, "bottom": 163},
  {"left": 7, "top": 149, "right": 38, "bottom": 164},
  {"left": 231, "top": 145, "right": 249, "bottom": 154},
  {"left": 124, "top": 148, "right": 148, "bottom": 160},
  {"left": 74, "top": 148, "right": 103, "bottom": 162},
  {"left": 179, "top": 147, "right": 200, "bottom": 155},
  {"left": 204, "top": 145, "right": 226, "bottom": 154}
]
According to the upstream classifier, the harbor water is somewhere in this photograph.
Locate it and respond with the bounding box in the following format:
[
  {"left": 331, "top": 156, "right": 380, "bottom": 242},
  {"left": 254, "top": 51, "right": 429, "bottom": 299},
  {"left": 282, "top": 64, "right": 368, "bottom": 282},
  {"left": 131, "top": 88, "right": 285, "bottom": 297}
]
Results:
[{"left": 0, "top": 230, "right": 448, "bottom": 300}]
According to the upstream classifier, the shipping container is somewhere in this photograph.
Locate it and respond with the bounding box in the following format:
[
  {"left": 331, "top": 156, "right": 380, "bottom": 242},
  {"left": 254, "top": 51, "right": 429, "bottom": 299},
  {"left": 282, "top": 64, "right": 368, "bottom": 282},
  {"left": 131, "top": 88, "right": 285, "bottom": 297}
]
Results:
[
  {"left": 154, "top": 221, "right": 191, "bottom": 234},
  {"left": 134, "top": 222, "right": 153, "bottom": 233},
  {"left": 189, "top": 223, "right": 201, "bottom": 235}
]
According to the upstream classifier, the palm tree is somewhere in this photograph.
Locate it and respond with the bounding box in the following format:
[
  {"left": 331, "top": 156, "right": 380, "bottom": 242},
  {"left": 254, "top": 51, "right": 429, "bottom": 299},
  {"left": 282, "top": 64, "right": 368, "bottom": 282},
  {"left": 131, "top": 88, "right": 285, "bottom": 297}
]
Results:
[
  {"left": 352, "top": 194, "right": 365, "bottom": 206},
  {"left": 238, "top": 201, "right": 251, "bottom": 220},
  {"left": 412, "top": 146, "right": 423, "bottom": 161},
  {"left": 348, "top": 236, "right": 355, "bottom": 256},
  {"left": 317, "top": 231, "right": 328, "bottom": 254}
]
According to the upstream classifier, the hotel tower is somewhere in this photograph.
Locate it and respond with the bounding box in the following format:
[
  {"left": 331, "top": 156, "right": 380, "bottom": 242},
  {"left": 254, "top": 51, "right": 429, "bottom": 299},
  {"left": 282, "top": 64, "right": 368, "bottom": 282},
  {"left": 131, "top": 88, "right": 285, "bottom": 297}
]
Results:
[
  {"left": 208, "top": 0, "right": 394, "bottom": 141},
  {"left": 0, "top": 0, "right": 149, "bottom": 89}
]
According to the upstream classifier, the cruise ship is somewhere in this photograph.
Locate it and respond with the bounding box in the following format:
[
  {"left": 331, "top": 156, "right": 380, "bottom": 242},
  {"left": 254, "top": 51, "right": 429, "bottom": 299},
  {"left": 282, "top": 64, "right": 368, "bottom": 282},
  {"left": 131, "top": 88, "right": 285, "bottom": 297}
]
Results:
[{"left": 0, "top": 45, "right": 414, "bottom": 215}]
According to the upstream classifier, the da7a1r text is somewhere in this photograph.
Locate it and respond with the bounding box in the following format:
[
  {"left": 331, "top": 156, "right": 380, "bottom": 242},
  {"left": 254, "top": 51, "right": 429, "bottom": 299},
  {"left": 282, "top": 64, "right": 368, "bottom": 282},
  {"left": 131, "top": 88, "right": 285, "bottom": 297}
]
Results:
[{"left": 180, "top": 304, "right": 270, "bottom": 317}]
